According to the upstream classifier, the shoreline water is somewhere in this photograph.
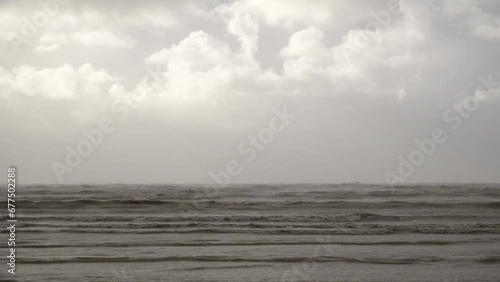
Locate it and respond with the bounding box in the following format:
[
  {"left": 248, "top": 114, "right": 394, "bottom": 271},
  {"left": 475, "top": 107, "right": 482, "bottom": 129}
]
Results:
[{"left": 4, "top": 183, "right": 500, "bottom": 281}]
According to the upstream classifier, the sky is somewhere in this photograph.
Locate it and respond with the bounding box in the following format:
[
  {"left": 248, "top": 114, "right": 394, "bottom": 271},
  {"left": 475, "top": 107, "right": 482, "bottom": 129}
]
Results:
[{"left": 0, "top": 0, "right": 499, "bottom": 184}]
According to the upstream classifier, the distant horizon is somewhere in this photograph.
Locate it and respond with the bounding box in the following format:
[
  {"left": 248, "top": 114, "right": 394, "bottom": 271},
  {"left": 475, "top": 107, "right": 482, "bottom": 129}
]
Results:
[{"left": 15, "top": 181, "right": 500, "bottom": 186}]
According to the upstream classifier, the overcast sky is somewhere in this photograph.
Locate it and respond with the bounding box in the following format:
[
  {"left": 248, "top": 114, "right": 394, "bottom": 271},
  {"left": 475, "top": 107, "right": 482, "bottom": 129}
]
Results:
[{"left": 1, "top": 0, "right": 499, "bottom": 184}]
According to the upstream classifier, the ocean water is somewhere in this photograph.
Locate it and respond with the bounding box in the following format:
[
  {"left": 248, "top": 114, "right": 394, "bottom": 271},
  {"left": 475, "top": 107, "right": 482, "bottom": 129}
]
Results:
[{"left": 3, "top": 183, "right": 500, "bottom": 281}]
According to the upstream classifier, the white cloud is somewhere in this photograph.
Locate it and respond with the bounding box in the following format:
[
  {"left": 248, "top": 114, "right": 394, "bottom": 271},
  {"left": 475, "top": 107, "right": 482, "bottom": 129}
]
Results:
[
  {"left": 466, "top": 6, "right": 500, "bottom": 39},
  {"left": 226, "top": 13, "right": 259, "bottom": 59},
  {"left": 34, "top": 43, "right": 61, "bottom": 53},
  {"left": 218, "top": 0, "right": 332, "bottom": 28},
  {"left": 2, "top": 0, "right": 499, "bottom": 105},
  {"left": 38, "top": 31, "right": 69, "bottom": 45},
  {"left": 0, "top": 2, "right": 185, "bottom": 51},
  {"left": 145, "top": 31, "right": 260, "bottom": 102},
  {"left": 215, "top": 0, "right": 388, "bottom": 31},
  {"left": 37, "top": 28, "right": 136, "bottom": 48},
  {"left": 147, "top": 31, "right": 233, "bottom": 71},
  {"left": 0, "top": 67, "right": 14, "bottom": 99},
  {"left": 121, "top": 7, "right": 179, "bottom": 29},
  {"left": 69, "top": 29, "right": 136, "bottom": 47},
  {"left": 439, "top": 0, "right": 500, "bottom": 39},
  {"left": 1, "top": 64, "right": 116, "bottom": 99},
  {"left": 280, "top": 27, "right": 334, "bottom": 78}
]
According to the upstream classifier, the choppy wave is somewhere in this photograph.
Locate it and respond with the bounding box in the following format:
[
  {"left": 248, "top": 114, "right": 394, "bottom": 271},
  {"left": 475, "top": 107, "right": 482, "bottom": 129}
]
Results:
[
  {"left": 16, "top": 213, "right": 499, "bottom": 223},
  {"left": 21, "top": 255, "right": 500, "bottom": 265},
  {"left": 21, "top": 239, "right": 497, "bottom": 248},
  {"left": 9, "top": 199, "right": 500, "bottom": 210},
  {"left": 14, "top": 224, "right": 500, "bottom": 235},
  {"left": 11, "top": 183, "right": 500, "bottom": 271}
]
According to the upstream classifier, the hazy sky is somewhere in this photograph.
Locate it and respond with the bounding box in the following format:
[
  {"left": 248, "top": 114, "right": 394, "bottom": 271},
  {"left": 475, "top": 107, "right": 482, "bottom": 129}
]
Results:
[{"left": 1, "top": 0, "right": 499, "bottom": 184}]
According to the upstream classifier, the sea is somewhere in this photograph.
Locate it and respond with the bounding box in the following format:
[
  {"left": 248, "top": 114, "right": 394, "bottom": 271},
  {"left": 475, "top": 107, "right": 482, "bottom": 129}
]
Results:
[{"left": 2, "top": 183, "right": 500, "bottom": 281}]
